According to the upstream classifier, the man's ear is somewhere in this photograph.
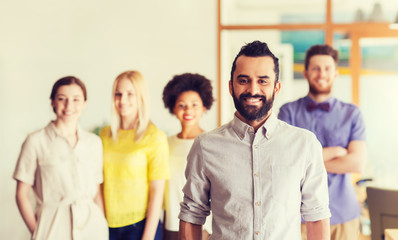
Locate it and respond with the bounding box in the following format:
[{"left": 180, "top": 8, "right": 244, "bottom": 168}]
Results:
[
  {"left": 334, "top": 68, "right": 339, "bottom": 79},
  {"left": 303, "top": 69, "right": 308, "bottom": 80},
  {"left": 229, "top": 80, "right": 233, "bottom": 96},
  {"left": 274, "top": 81, "right": 281, "bottom": 97}
]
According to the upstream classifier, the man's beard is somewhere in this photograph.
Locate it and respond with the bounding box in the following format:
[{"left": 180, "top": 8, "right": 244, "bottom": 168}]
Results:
[
  {"left": 232, "top": 88, "right": 275, "bottom": 122},
  {"left": 309, "top": 83, "right": 332, "bottom": 95}
]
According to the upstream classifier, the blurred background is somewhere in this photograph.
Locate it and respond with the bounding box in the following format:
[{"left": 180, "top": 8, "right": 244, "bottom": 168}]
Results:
[{"left": 1, "top": 0, "right": 398, "bottom": 239}]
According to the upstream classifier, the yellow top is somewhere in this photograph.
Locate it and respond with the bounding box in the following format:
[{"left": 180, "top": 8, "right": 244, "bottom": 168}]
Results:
[{"left": 100, "top": 123, "right": 169, "bottom": 228}]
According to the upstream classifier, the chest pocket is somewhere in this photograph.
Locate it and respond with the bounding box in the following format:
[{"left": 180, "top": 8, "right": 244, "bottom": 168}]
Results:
[{"left": 271, "top": 165, "right": 302, "bottom": 204}]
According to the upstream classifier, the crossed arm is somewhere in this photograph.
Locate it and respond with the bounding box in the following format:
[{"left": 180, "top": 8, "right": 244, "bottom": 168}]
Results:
[{"left": 323, "top": 140, "right": 367, "bottom": 174}]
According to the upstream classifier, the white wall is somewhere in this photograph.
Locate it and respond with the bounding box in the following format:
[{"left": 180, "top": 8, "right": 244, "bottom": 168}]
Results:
[{"left": 0, "top": 1, "right": 217, "bottom": 239}]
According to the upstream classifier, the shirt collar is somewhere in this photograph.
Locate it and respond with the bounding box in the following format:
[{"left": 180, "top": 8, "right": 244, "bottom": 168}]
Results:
[
  {"left": 304, "top": 95, "right": 336, "bottom": 106},
  {"left": 45, "top": 121, "right": 86, "bottom": 141},
  {"left": 231, "top": 112, "right": 277, "bottom": 141}
]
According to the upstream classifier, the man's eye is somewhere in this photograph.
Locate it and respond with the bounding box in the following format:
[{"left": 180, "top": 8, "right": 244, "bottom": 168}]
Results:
[
  {"left": 239, "top": 79, "right": 248, "bottom": 84},
  {"left": 115, "top": 93, "right": 122, "bottom": 97},
  {"left": 259, "top": 79, "right": 267, "bottom": 84}
]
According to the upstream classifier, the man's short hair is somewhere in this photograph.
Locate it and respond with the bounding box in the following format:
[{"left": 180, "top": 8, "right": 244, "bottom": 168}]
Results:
[
  {"left": 230, "top": 40, "right": 279, "bottom": 83},
  {"left": 304, "top": 44, "right": 339, "bottom": 70}
]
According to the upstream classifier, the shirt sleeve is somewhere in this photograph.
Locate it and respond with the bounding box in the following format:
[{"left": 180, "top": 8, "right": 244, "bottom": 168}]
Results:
[
  {"left": 178, "top": 138, "right": 211, "bottom": 225},
  {"left": 147, "top": 128, "right": 170, "bottom": 181},
  {"left": 94, "top": 136, "right": 104, "bottom": 185},
  {"left": 13, "top": 135, "right": 37, "bottom": 185},
  {"left": 349, "top": 107, "right": 366, "bottom": 142},
  {"left": 278, "top": 104, "right": 292, "bottom": 124},
  {"left": 301, "top": 134, "right": 331, "bottom": 222}
]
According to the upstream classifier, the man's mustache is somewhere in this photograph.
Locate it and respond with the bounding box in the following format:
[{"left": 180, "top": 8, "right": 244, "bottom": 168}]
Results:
[{"left": 239, "top": 93, "right": 266, "bottom": 102}]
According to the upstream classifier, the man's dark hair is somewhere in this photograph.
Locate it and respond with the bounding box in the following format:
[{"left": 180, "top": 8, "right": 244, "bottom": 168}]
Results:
[
  {"left": 162, "top": 73, "right": 214, "bottom": 114},
  {"left": 304, "top": 44, "right": 339, "bottom": 70},
  {"left": 230, "top": 40, "right": 279, "bottom": 83}
]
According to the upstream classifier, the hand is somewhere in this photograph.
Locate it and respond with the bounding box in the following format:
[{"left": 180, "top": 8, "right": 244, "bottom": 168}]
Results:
[{"left": 323, "top": 146, "right": 347, "bottom": 162}]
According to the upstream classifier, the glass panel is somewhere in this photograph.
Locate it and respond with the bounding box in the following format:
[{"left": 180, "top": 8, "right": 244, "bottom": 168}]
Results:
[
  {"left": 221, "top": 0, "right": 326, "bottom": 25},
  {"left": 359, "top": 38, "right": 398, "bottom": 188},
  {"left": 281, "top": 30, "right": 325, "bottom": 79},
  {"left": 332, "top": 33, "right": 353, "bottom": 103},
  {"left": 332, "top": 0, "right": 398, "bottom": 23}
]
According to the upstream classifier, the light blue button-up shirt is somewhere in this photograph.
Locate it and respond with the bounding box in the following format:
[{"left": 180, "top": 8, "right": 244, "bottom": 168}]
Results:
[{"left": 179, "top": 113, "right": 331, "bottom": 239}]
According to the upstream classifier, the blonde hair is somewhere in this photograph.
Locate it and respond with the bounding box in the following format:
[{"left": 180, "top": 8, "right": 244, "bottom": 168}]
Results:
[{"left": 110, "top": 70, "right": 150, "bottom": 141}]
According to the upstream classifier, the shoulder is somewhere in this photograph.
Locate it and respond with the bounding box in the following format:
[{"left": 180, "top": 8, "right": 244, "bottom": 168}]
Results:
[
  {"left": 24, "top": 128, "right": 47, "bottom": 146},
  {"left": 18, "top": 125, "right": 52, "bottom": 154},
  {"left": 25, "top": 124, "right": 51, "bottom": 144},
  {"left": 99, "top": 125, "right": 111, "bottom": 139},
  {"left": 280, "top": 97, "right": 306, "bottom": 109},
  {"left": 276, "top": 119, "right": 319, "bottom": 143},
  {"left": 81, "top": 129, "right": 102, "bottom": 145},
  {"left": 27, "top": 127, "right": 46, "bottom": 139},
  {"left": 167, "top": 134, "right": 179, "bottom": 144},
  {"left": 278, "top": 98, "right": 307, "bottom": 119},
  {"left": 194, "top": 123, "right": 231, "bottom": 146},
  {"left": 167, "top": 134, "right": 178, "bottom": 141},
  {"left": 335, "top": 99, "right": 360, "bottom": 111},
  {"left": 333, "top": 99, "right": 363, "bottom": 118},
  {"left": 143, "top": 123, "right": 167, "bottom": 142},
  {"left": 146, "top": 123, "right": 166, "bottom": 137}
]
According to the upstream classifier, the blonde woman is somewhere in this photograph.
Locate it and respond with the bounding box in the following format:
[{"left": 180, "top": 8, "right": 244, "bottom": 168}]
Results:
[
  {"left": 100, "top": 70, "right": 169, "bottom": 240},
  {"left": 14, "top": 76, "right": 108, "bottom": 240}
]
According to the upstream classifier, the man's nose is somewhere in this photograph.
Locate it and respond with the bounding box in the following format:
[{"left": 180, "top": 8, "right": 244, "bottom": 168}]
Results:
[
  {"left": 248, "top": 81, "right": 260, "bottom": 95},
  {"left": 320, "top": 69, "right": 327, "bottom": 78}
]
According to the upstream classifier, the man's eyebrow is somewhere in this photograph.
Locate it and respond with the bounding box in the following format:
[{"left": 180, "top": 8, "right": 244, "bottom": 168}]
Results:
[
  {"left": 258, "top": 75, "right": 270, "bottom": 79},
  {"left": 236, "top": 74, "right": 270, "bottom": 79},
  {"left": 237, "top": 74, "right": 249, "bottom": 78}
]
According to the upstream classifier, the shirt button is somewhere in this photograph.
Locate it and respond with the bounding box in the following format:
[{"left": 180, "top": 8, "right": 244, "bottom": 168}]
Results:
[
  {"left": 255, "top": 202, "right": 260, "bottom": 206},
  {"left": 266, "top": 133, "right": 270, "bottom": 138},
  {"left": 249, "top": 127, "right": 254, "bottom": 132},
  {"left": 254, "top": 173, "right": 259, "bottom": 177},
  {"left": 254, "top": 145, "right": 258, "bottom": 149},
  {"left": 255, "top": 231, "right": 260, "bottom": 235}
]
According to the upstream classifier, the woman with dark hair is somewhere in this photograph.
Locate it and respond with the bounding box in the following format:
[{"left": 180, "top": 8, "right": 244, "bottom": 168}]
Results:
[
  {"left": 162, "top": 73, "right": 214, "bottom": 240},
  {"left": 14, "top": 76, "right": 108, "bottom": 240}
]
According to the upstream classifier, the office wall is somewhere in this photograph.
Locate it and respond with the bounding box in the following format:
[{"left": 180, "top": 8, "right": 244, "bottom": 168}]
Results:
[{"left": 0, "top": 1, "right": 217, "bottom": 239}]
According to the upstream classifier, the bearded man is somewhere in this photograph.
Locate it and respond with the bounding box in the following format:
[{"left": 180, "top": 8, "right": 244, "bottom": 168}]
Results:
[
  {"left": 278, "top": 44, "right": 367, "bottom": 240},
  {"left": 178, "top": 40, "right": 331, "bottom": 240}
]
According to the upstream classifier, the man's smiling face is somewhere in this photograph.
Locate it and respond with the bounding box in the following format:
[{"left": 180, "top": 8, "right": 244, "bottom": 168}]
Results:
[{"left": 230, "top": 55, "right": 280, "bottom": 123}]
